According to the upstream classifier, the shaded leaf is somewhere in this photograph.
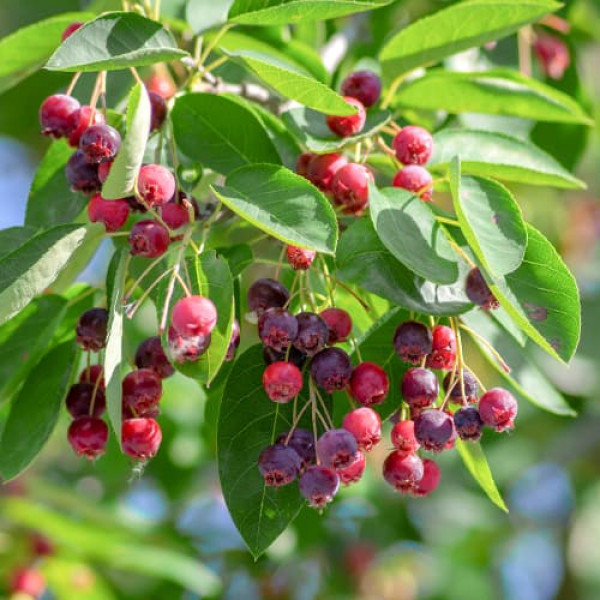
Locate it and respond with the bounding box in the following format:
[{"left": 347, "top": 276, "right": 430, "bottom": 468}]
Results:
[
  {"left": 186, "top": 0, "right": 235, "bottom": 32},
  {"left": 0, "top": 227, "right": 37, "bottom": 258}
]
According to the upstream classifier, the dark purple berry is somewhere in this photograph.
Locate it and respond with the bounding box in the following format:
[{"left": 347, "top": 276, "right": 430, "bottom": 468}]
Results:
[
  {"left": 276, "top": 428, "right": 315, "bottom": 469},
  {"left": 225, "top": 319, "right": 241, "bottom": 362},
  {"left": 167, "top": 326, "right": 211, "bottom": 363},
  {"left": 258, "top": 444, "right": 302, "bottom": 486},
  {"left": 293, "top": 312, "right": 329, "bottom": 356},
  {"left": 414, "top": 409, "right": 456, "bottom": 452},
  {"left": 453, "top": 407, "right": 483, "bottom": 441},
  {"left": 79, "top": 124, "right": 121, "bottom": 164},
  {"left": 135, "top": 336, "right": 174, "bottom": 378},
  {"left": 443, "top": 369, "right": 479, "bottom": 404},
  {"left": 39, "top": 94, "right": 80, "bottom": 138},
  {"left": 66, "top": 150, "right": 101, "bottom": 194},
  {"left": 465, "top": 267, "right": 499, "bottom": 310},
  {"left": 66, "top": 106, "right": 105, "bottom": 147},
  {"left": 317, "top": 428, "right": 358, "bottom": 470},
  {"left": 382, "top": 451, "right": 424, "bottom": 493},
  {"left": 149, "top": 91, "right": 167, "bottom": 132},
  {"left": 128, "top": 219, "right": 170, "bottom": 258},
  {"left": 478, "top": 388, "right": 518, "bottom": 432},
  {"left": 401, "top": 368, "right": 438, "bottom": 410},
  {"left": 247, "top": 278, "right": 290, "bottom": 313},
  {"left": 258, "top": 308, "right": 298, "bottom": 352},
  {"left": 66, "top": 382, "right": 106, "bottom": 418},
  {"left": 393, "top": 321, "right": 432, "bottom": 365},
  {"left": 299, "top": 465, "right": 340, "bottom": 508},
  {"left": 68, "top": 416, "right": 108, "bottom": 459},
  {"left": 122, "top": 369, "right": 163, "bottom": 417},
  {"left": 76, "top": 308, "right": 108, "bottom": 351},
  {"left": 310, "top": 347, "right": 353, "bottom": 393},
  {"left": 341, "top": 70, "right": 381, "bottom": 107}
]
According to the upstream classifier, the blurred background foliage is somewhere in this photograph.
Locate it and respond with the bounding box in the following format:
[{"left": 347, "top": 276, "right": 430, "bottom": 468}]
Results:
[{"left": 1, "top": 0, "right": 600, "bottom": 598}]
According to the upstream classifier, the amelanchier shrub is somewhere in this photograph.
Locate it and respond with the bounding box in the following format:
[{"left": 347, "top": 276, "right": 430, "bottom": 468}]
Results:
[{"left": 0, "top": 0, "right": 587, "bottom": 565}]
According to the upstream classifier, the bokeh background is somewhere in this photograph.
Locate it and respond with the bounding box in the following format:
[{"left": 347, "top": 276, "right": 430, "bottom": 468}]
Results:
[{"left": 1, "top": 0, "right": 600, "bottom": 598}]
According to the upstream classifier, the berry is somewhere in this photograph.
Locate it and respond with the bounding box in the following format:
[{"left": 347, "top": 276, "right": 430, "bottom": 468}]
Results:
[
  {"left": 349, "top": 362, "right": 389, "bottom": 406},
  {"left": 534, "top": 34, "right": 570, "bottom": 79},
  {"left": 454, "top": 407, "right": 483, "bottom": 441},
  {"left": 342, "top": 407, "right": 381, "bottom": 452},
  {"left": 293, "top": 312, "right": 329, "bottom": 356},
  {"left": 61, "top": 21, "right": 83, "bottom": 41},
  {"left": 258, "top": 308, "right": 298, "bottom": 352},
  {"left": 10, "top": 567, "right": 46, "bottom": 597},
  {"left": 306, "top": 153, "right": 348, "bottom": 193},
  {"left": 465, "top": 267, "right": 499, "bottom": 310},
  {"left": 310, "top": 347, "right": 353, "bottom": 393},
  {"left": 135, "top": 336, "right": 174, "bottom": 378},
  {"left": 413, "top": 459, "right": 441, "bottom": 497},
  {"left": 299, "top": 465, "right": 340, "bottom": 508},
  {"left": 337, "top": 450, "right": 366, "bottom": 485},
  {"left": 66, "top": 382, "right": 106, "bottom": 418},
  {"left": 426, "top": 325, "right": 457, "bottom": 371},
  {"left": 317, "top": 428, "right": 358, "bottom": 470},
  {"left": 128, "top": 219, "right": 170, "bottom": 257},
  {"left": 39, "top": 94, "right": 80, "bottom": 138},
  {"left": 320, "top": 307, "right": 352, "bottom": 344},
  {"left": 262, "top": 345, "right": 306, "bottom": 369},
  {"left": 262, "top": 361, "right": 303, "bottom": 403},
  {"left": 172, "top": 295, "right": 217, "bottom": 338},
  {"left": 149, "top": 90, "right": 168, "bottom": 131},
  {"left": 98, "top": 159, "right": 113, "bottom": 183},
  {"left": 76, "top": 307, "right": 108, "bottom": 351},
  {"left": 122, "top": 418, "right": 162, "bottom": 459},
  {"left": 66, "top": 150, "right": 101, "bottom": 194},
  {"left": 146, "top": 73, "right": 176, "bottom": 99},
  {"left": 88, "top": 193, "right": 130, "bottom": 232},
  {"left": 167, "top": 326, "right": 211, "bottom": 363},
  {"left": 390, "top": 420, "right": 420, "bottom": 454},
  {"left": 382, "top": 451, "right": 424, "bottom": 493},
  {"left": 392, "top": 126, "right": 434, "bottom": 166},
  {"left": 341, "top": 70, "right": 381, "bottom": 108},
  {"left": 160, "top": 202, "right": 190, "bottom": 229},
  {"left": 67, "top": 417, "right": 109, "bottom": 459},
  {"left": 393, "top": 321, "right": 432, "bottom": 365},
  {"left": 122, "top": 369, "right": 163, "bottom": 416},
  {"left": 393, "top": 165, "right": 433, "bottom": 201},
  {"left": 414, "top": 409, "right": 456, "bottom": 452},
  {"left": 287, "top": 245, "right": 316, "bottom": 270},
  {"left": 478, "top": 388, "right": 518, "bottom": 432},
  {"left": 225, "top": 319, "right": 241, "bottom": 362},
  {"left": 296, "top": 152, "right": 314, "bottom": 177},
  {"left": 30, "top": 534, "right": 54, "bottom": 557},
  {"left": 247, "top": 278, "right": 290, "bottom": 313},
  {"left": 66, "top": 106, "right": 105, "bottom": 147},
  {"left": 80, "top": 124, "right": 121, "bottom": 164},
  {"left": 137, "top": 164, "right": 176, "bottom": 207},
  {"left": 331, "top": 163, "right": 373, "bottom": 216},
  {"left": 443, "top": 369, "right": 479, "bottom": 404},
  {"left": 258, "top": 443, "right": 302, "bottom": 486},
  {"left": 276, "top": 428, "right": 315, "bottom": 468},
  {"left": 79, "top": 364, "right": 105, "bottom": 388},
  {"left": 401, "top": 368, "right": 438, "bottom": 410},
  {"left": 326, "top": 96, "right": 366, "bottom": 137}
]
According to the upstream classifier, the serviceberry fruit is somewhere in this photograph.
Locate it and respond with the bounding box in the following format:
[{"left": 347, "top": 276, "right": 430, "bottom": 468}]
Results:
[
  {"left": 258, "top": 443, "right": 302, "bottom": 486},
  {"left": 426, "top": 325, "right": 457, "bottom": 370},
  {"left": 310, "top": 347, "right": 353, "bottom": 393},
  {"left": 299, "top": 465, "right": 340, "bottom": 508},
  {"left": 349, "top": 362, "right": 390, "bottom": 407},
  {"left": 534, "top": 34, "right": 570, "bottom": 79},
  {"left": 454, "top": 407, "right": 483, "bottom": 441},
  {"left": 225, "top": 319, "right": 241, "bottom": 362},
  {"left": 66, "top": 105, "right": 105, "bottom": 147},
  {"left": 135, "top": 336, "right": 174, "bottom": 378},
  {"left": 276, "top": 428, "right": 315, "bottom": 469},
  {"left": 79, "top": 124, "right": 121, "bottom": 164},
  {"left": 247, "top": 278, "right": 290, "bottom": 313},
  {"left": 293, "top": 312, "right": 329, "bottom": 356},
  {"left": 390, "top": 420, "right": 420, "bottom": 454},
  {"left": 122, "top": 417, "right": 162, "bottom": 459},
  {"left": 478, "top": 388, "right": 518, "bottom": 432},
  {"left": 337, "top": 450, "right": 366, "bottom": 485},
  {"left": 412, "top": 459, "right": 441, "bottom": 497},
  {"left": 98, "top": 159, "right": 113, "bottom": 183},
  {"left": 76, "top": 307, "right": 108, "bottom": 351},
  {"left": 167, "top": 326, "right": 211, "bottom": 363},
  {"left": 320, "top": 307, "right": 352, "bottom": 344},
  {"left": 137, "top": 164, "right": 176, "bottom": 207},
  {"left": 122, "top": 369, "right": 163, "bottom": 416},
  {"left": 66, "top": 150, "right": 101, "bottom": 194},
  {"left": 39, "top": 94, "right": 80, "bottom": 138},
  {"left": 465, "top": 267, "right": 499, "bottom": 310},
  {"left": 258, "top": 308, "right": 298, "bottom": 352},
  {"left": 146, "top": 72, "right": 176, "bottom": 99},
  {"left": 286, "top": 245, "right": 316, "bottom": 270},
  {"left": 443, "top": 369, "right": 479, "bottom": 404},
  {"left": 393, "top": 320, "right": 432, "bottom": 365},
  {"left": 414, "top": 409, "right": 456, "bottom": 452},
  {"left": 128, "top": 219, "right": 170, "bottom": 257},
  {"left": 342, "top": 407, "right": 382, "bottom": 452},
  {"left": 296, "top": 152, "right": 314, "bottom": 177},
  {"left": 341, "top": 70, "right": 381, "bottom": 107},
  {"left": 172, "top": 295, "right": 217, "bottom": 338},
  {"left": 67, "top": 416, "right": 109, "bottom": 459},
  {"left": 401, "top": 368, "right": 438, "bottom": 410},
  {"left": 262, "top": 361, "right": 303, "bottom": 403},
  {"left": 10, "top": 567, "right": 46, "bottom": 597},
  {"left": 30, "top": 534, "right": 54, "bottom": 558},
  {"left": 61, "top": 21, "right": 83, "bottom": 41},
  {"left": 160, "top": 202, "right": 190, "bottom": 230},
  {"left": 392, "top": 126, "right": 434, "bottom": 166},
  {"left": 306, "top": 153, "right": 348, "bottom": 193},
  {"left": 149, "top": 91, "right": 168, "bottom": 131},
  {"left": 393, "top": 165, "right": 433, "bottom": 201},
  {"left": 79, "top": 364, "right": 105, "bottom": 389},
  {"left": 88, "top": 193, "right": 130, "bottom": 232},
  {"left": 317, "top": 428, "right": 358, "bottom": 470},
  {"left": 65, "top": 382, "right": 106, "bottom": 418},
  {"left": 326, "top": 96, "right": 366, "bottom": 137},
  {"left": 263, "top": 345, "right": 307, "bottom": 369},
  {"left": 331, "top": 163, "right": 373, "bottom": 216},
  {"left": 383, "top": 451, "right": 424, "bottom": 493}
]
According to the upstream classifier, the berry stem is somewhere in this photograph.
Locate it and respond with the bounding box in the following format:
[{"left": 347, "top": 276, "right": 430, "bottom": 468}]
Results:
[
  {"left": 88, "top": 73, "right": 104, "bottom": 118},
  {"left": 436, "top": 216, "right": 461, "bottom": 227},
  {"left": 123, "top": 254, "right": 166, "bottom": 302},
  {"left": 198, "top": 23, "right": 234, "bottom": 66},
  {"left": 376, "top": 135, "right": 396, "bottom": 158},
  {"left": 154, "top": 0, "right": 161, "bottom": 19},
  {"left": 174, "top": 270, "right": 192, "bottom": 297},
  {"left": 129, "top": 66, "right": 144, "bottom": 86},
  {"left": 204, "top": 55, "right": 229, "bottom": 74},
  {"left": 65, "top": 72, "right": 82, "bottom": 96},
  {"left": 354, "top": 141, "right": 362, "bottom": 163},
  {"left": 381, "top": 73, "right": 409, "bottom": 109},
  {"left": 450, "top": 317, "right": 467, "bottom": 401},
  {"left": 447, "top": 239, "right": 476, "bottom": 268},
  {"left": 351, "top": 336, "right": 363, "bottom": 363},
  {"left": 462, "top": 362, "right": 488, "bottom": 393},
  {"left": 126, "top": 267, "right": 174, "bottom": 319},
  {"left": 318, "top": 256, "right": 335, "bottom": 307},
  {"left": 88, "top": 364, "right": 104, "bottom": 417},
  {"left": 274, "top": 244, "right": 286, "bottom": 280},
  {"left": 321, "top": 274, "right": 370, "bottom": 311},
  {"left": 459, "top": 323, "right": 511, "bottom": 373},
  {"left": 284, "top": 396, "right": 312, "bottom": 445},
  {"left": 310, "top": 379, "right": 319, "bottom": 462},
  {"left": 314, "top": 387, "right": 335, "bottom": 429},
  {"left": 518, "top": 26, "right": 533, "bottom": 77}
]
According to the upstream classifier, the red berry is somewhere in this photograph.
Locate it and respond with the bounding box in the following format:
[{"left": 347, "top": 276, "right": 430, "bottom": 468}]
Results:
[
  {"left": 426, "top": 325, "right": 457, "bottom": 371},
  {"left": 172, "top": 295, "right": 217, "bottom": 337},
  {"left": 326, "top": 96, "right": 366, "bottom": 138},
  {"left": 61, "top": 21, "right": 83, "bottom": 41},
  {"left": 331, "top": 163, "right": 373, "bottom": 216},
  {"left": 349, "top": 362, "right": 389, "bottom": 407},
  {"left": 393, "top": 165, "right": 433, "bottom": 201},
  {"left": 258, "top": 443, "right": 302, "bottom": 486},
  {"left": 342, "top": 407, "right": 381, "bottom": 452},
  {"left": 128, "top": 219, "right": 170, "bottom": 257},
  {"left": 146, "top": 73, "right": 176, "bottom": 99},
  {"left": 135, "top": 336, "right": 174, "bottom": 378},
  {"left": 307, "top": 153, "right": 348, "bottom": 193},
  {"left": 79, "top": 124, "right": 121, "bottom": 164},
  {"left": 382, "top": 451, "right": 424, "bottom": 493},
  {"left": 39, "top": 94, "right": 80, "bottom": 138},
  {"left": 66, "top": 382, "right": 106, "bottom": 418},
  {"left": 262, "top": 361, "right": 303, "bottom": 403},
  {"left": 478, "top": 388, "right": 518, "bottom": 432},
  {"left": 66, "top": 150, "right": 101, "bottom": 194},
  {"left": 454, "top": 407, "right": 483, "bottom": 441},
  {"left": 88, "top": 193, "right": 130, "bottom": 232},
  {"left": 401, "top": 368, "right": 438, "bottom": 410},
  {"left": 98, "top": 159, "right": 113, "bottom": 183},
  {"left": 293, "top": 312, "right": 329, "bottom": 356},
  {"left": 320, "top": 307, "right": 352, "bottom": 344},
  {"left": 392, "top": 126, "right": 434, "bottom": 166},
  {"left": 149, "top": 90, "right": 168, "bottom": 131},
  {"left": 341, "top": 70, "right": 381, "bottom": 108},
  {"left": 76, "top": 307, "right": 108, "bottom": 351},
  {"left": 122, "top": 417, "right": 162, "bottom": 459},
  {"left": 137, "top": 164, "right": 176, "bottom": 207},
  {"left": 310, "top": 347, "right": 352, "bottom": 393},
  {"left": 299, "top": 465, "right": 340, "bottom": 507},
  {"left": 79, "top": 364, "right": 105, "bottom": 389},
  {"left": 160, "top": 202, "right": 190, "bottom": 230},
  {"left": 393, "top": 321, "right": 432, "bottom": 365},
  {"left": 258, "top": 308, "right": 298, "bottom": 352},
  {"left": 276, "top": 428, "right": 315, "bottom": 469},
  {"left": 414, "top": 409, "right": 456, "bottom": 453},
  {"left": 390, "top": 420, "right": 420, "bottom": 454},
  {"left": 67, "top": 416, "right": 109, "bottom": 459},
  {"left": 296, "top": 152, "right": 314, "bottom": 177},
  {"left": 66, "top": 106, "right": 105, "bottom": 147},
  {"left": 10, "top": 567, "right": 46, "bottom": 597},
  {"left": 466, "top": 267, "right": 499, "bottom": 310},
  {"left": 337, "top": 450, "right": 366, "bottom": 485},
  {"left": 443, "top": 369, "right": 479, "bottom": 404},
  {"left": 30, "top": 533, "right": 54, "bottom": 557},
  {"left": 412, "top": 458, "right": 441, "bottom": 497},
  {"left": 122, "top": 369, "right": 163, "bottom": 417},
  {"left": 167, "top": 326, "right": 211, "bottom": 363},
  {"left": 247, "top": 278, "right": 290, "bottom": 313},
  {"left": 317, "top": 428, "right": 358, "bottom": 470},
  {"left": 286, "top": 245, "right": 316, "bottom": 270},
  {"left": 534, "top": 34, "right": 570, "bottom": 79}
]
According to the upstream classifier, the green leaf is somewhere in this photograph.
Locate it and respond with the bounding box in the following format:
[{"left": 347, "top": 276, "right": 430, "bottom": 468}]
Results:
[
  {"left": 46, "top": 12, "right": 187, "bottom": 72},
  {"left": 212, "top": 164, "right": 338, "bottom": 254},
  {"left": 369, "top": 184, "right": 459, "bottom": 284},
  {"left": 102, "top": 82, "right": 150, "bottom": 199},
  {"left": 430, "top": 129, "right": 585, "bottom": 189},
  {"left": 0, "top": 225, "right": 89, "bottom": 327},
  {"left": 448, "top": 159, "right": 527, "bottom": 276},
  {"left": 379, "top": 0, "right": 561, "bottom": 82},
  {"left": 393, "top": 69, "right": 593, "bottom": 125},
  {"left": 0, "top": 12, "right": 94, "bottom": 95},
  {"left": 456, "top": 439, "right": 508, "bottom": 512},
  {"left": 186, "top": 0, "right": 235, "bottom": 32},
  {"left": 282, "top": 106, "right": 391, "bottom": 153},
  {"left": 227, "top": 0, "right": 392, "bottom": 25},
  {"left": 0, "top": 227, "right": 37, "bottom": 258},
  {"left": 337, "top": 219, "right": 471, "bottom": 316},
  {"left": 0, "top": 341, "right": 76, "bottom": 481},
  {"left": 216, "top": 244, "right": 254, "bottom": 277},
  {"left": 171, "top": 93, "right": 281, "bottom": 175}
]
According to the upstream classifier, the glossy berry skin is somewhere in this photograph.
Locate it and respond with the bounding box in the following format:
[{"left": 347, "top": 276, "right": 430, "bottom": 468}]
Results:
[
  {"left": 414, "top": 409, "right": 456, "bottom": 452},
  {"left": 293, "top": 312, "right": 329, "bottom": 356},
  {"left": 401, "top": 368, "right": 438, "bottom": 410},
  {"left": 225, "top": 319, "right": 241, "bottom": 362},
  {"left": 66, "top": 106, "right": 105, "bottom": 147},
  {"left": 122, "top": 418, "right": 162, "bottom": 459},
  {"left": 320, "top": 308, "right": 352, "bottom": 344},
  {"left": 160, "top": 202, "right": 189, "bottom": 229},
  {"left": 39, "top": 94, "right": 80, "bottom": 138},
  {"left": 286, "top": 245, "right": 316, "bottom": 270},
  {"left": 349, "top": 362, "right": 389, "bottom": 407},
  {"left": 326, "top": 96, "right": 366, "bottom": 137},
  {"left": 66, "top": 382, "right": 106, "bottom": 418},
  {"left": 454, "top": 407, "right": 483, "bottom": 441},
  {"left": 80, "top": 124, "right": 121, "bottom": 164},
  {"left": 426, "top": 325, "right": 457, "bottom": 371},
  {"left": 98, "top": 159, "right": 113, "bottom": 183},
  {"left": 466, "top": 267, "right": 499, "bottom": 310},
  {"left": 76, "top": 307, "right": 108, "bottom": 351},
  {"left": 341, "top": 70, "right": 381, "bottom": 107},
  {"left": 135, "top": 336, "right": 174, "bottom": 379},
  {"left": 307, "top": 153, "right": 348, "bottom": 193},
  {"left": 258, "top": 308, "right": 298, "bottom": 352},
  {"left": 61, "top": 21, "right": 83, "bottom": 41},
  {"left": 393, "top": 165, "right": 433, "bottom": 201},
  {"left": 128, "top": 219, "right": 170, "bottom": 258},
  {"left": 390, "top": 420, "right": 420, "bottom": 454},
  {"left": 167, "top": 326, "right": 211, "bottom": 363},
  {"left": 534, "top": 34, "right": 570, "bottom": 79},
  {"left": 172, "top": 295, "right": 217, "bottom": 338},
  {"left": 443, "top": 369, "right": 479, "bottom": 404},
  {"left": 146, "top": 73, "right": 176, "bottom": 99},
  {"left": 79, "top": 364, "right": 105, "bottom": 389},
  {"left": 310, "top": 347, "right": 353, "bottom": 393},
  {"left": 88, "top": 193, "right": 130, "bottom": 232},
  {"left": 122, "top": 369, "right": 163, "bottom": 417},
  {"left": 393, "top": 321, "right": 432, "bottom": 365},
  {"left": 317, "top": 428, "right": 358, "bottom": 470},
  {"left": 262, "top": 361, "right": 303, "bottom": 403},
  {"left": 383, "top": 451, "right": 424, "bottom": 493},
  {"left": 247, "top": 278, "right": 290, "bottom": 313},
  {"left": 337, "top": 451, "right": 366, "bottom": 485},
  {"left": 478, "top": 388, "right": 518, "bottom": 432},
  {"left": 10, "top": 567, "right": 46, "bottom": 597},
  {"left": 413, "top": 459, "right": 441, "bottom": 497},
  {"left": 66, "top": 150, "right": 101, "bottom": 194},
  {"left": 342, "top": 407, "right": 381, "bottom": 452},
  {"left": 299, "top": 465, "right": 340, "bottom": 508},
  {"left": 258, "top": 444, "right": 302, "bottom": 486},
  {"left": 137, "top": 164, "right": 176, "bottom": 207},
  {"left": 296, "top": 152, "right": 314, "bottom": 177},
  {"left": 331, "top": 163, "right": 373, "bottom": 216},
  {"left": 263, "top": 345, "right": 306, "bottom": 370},
  {"left": 276, "top": 428, "right": 315, "bottom": 468},
  {"left": 393, "top": 126, "right": 434, "bottom": 166},
  {"left": 67, "top": 416, "right": 109, "bottom": 460},
  {"left": 149, "top": 91, "right": 168, "bottom": 131}
]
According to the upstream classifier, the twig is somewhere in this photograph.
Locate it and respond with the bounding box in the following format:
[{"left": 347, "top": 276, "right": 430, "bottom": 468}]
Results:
[{"left": 459, "top": 323, "right": 511, "bottom": 373}]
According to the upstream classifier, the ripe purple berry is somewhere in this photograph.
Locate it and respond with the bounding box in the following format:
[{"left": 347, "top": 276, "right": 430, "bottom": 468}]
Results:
[
  {"left": 317, "top": 428, "right": 358, "bottom": 470},
  {"left": 247, "top": 278, "right": 290, "bottom": 314},
  {"left": 299, "top": 465, "right": 340, "bottom": 508},
  {"left": 310, "top": 347, "right": 352, "bottom": 393},
  {"left": 478, "top": 388, "right": 518, "bottom": 432},
  {"left": 135, "top": 336, "right": 174, "bottom": 379},
  {"left": 453, "top": 407, "right": 483, "bottom": 441},
  {"left": 393, "top": 321, "right": 432, "bottom": 365},
  {"left": 293, "top": 312, "right": 329, "bottom": 356},
  {"left": 76, "top": 308, "right": 108, "bottom": 351},
  {"left": 65, "top": 382, "right": 106, "bottom": 418},
  {"left": 128, "top": 219, "right": 170, "bottom": 258},
  {"left": 258, "top": 443, "right": 302, "bottom": 486},
  {"left": 383, "top": 451, "right": 424, "bottom": 493},
  {"left": 414, "top": 409, "right": 456, "bottom": 452},
  {"left": 39, "top": 94, "right": 80, "bottom": 138},
  {"left": 277, "top": 428, "right": 315, "bottom": 469},
  {"left": 401, "top": 368, "right": 438, "bottom": 410},
  {"left": 349, "top": 362, "right": 390, "bottom": 407},
  {"left": 393, "top": 165, "right": 433, "bottom": 201},
  {"left": 443, "top": 369, "right": 479, "bottom": 404},
  {"left": 466, "top": 267, "right": 499, "bottom": 310},
  {"left": 225, "top": 319, "right": 241, "bottom": 362},
  {"left": 342, "top": 407, "right": 381, "bottom": 452},
  {"left": 262, "top": 362, "right": 303, "bottom": 403},
  {"left": 66, "top": 150, "right": 101, "bottom": 195},
  {"left": 122, "top": 369, "right": 163, "bottom": 417},
  {"left": 326, "top": 96, "right": 366, "bottom": 138},
  {"left": 393, "top": 126, "right": 434, "bottom": 166},
  {"left": 66, "top": 105, "right": 105, "bottom": 147},
  {"left": 341, "top": 70, "right": 381, "bottom": 108},
  {"left": 258, "top": 308, "right": 298, "bottom": 352},
  {"left": 149, "top": 91, "right": 168, "bottom": 132},
  {"left": 79, "top": 124, "right": 121, "bottom": 164},
  {"left": 320, "top": 308, "right": 352, "bottom": 344}
]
